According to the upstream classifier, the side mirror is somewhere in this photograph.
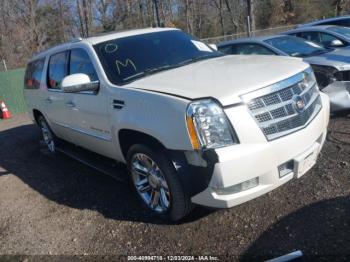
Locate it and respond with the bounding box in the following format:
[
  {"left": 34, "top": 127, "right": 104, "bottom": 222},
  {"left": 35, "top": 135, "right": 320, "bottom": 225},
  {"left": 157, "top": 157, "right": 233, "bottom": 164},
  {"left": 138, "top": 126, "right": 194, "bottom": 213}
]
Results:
[
  {"left": 61, "top": 73, "right": 99, "bottom": 93},
  {"left": 330, "top": 39, "right": 344, "bottom": 47},
  {"left": 209, "top": 44, "right": 218, "bottom": 51}
]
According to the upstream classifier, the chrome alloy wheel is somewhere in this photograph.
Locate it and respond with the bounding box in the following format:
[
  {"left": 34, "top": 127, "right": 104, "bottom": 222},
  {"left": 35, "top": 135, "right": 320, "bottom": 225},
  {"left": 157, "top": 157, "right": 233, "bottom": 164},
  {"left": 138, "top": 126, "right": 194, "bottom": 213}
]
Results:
[
  {"left": 39, "top": 119, "right": 55, "bottom": 153},
  {"left": 131, "top": 153, "right": 171, "bottom": 213}
]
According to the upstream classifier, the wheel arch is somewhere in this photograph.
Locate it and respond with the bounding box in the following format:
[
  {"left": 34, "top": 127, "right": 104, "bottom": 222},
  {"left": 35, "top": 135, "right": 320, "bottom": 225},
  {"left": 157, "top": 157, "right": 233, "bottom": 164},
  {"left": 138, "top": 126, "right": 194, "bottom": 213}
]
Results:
[
  {"left": 118, "top": 129, "right": 167, "bottom": 160},
  {"left": 33, "top": 109, "right": 43, "bottom": 124}
]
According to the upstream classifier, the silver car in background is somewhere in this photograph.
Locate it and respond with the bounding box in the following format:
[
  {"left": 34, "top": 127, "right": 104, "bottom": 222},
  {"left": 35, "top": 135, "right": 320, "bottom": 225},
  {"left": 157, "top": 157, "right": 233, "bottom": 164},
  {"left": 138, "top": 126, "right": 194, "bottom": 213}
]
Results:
[
  {"left": 298, "top": 15, "right": 350, "bottom": 28},
  {"left": 218, "top": 35, "right": 350, "bottom": 113},
  {"left": 285, "top": 25, "right": 350, "bottom": 49}
]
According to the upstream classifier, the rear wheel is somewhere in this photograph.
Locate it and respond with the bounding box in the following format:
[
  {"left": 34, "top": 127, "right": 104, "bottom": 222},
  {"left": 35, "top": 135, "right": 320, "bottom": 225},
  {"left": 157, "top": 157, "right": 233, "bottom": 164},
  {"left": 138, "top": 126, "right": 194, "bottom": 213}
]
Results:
[
  {"left": 38, "top": 115, "right": 56, "bottom": 153},
  {"left": 127, "top": 144, "right": 193, "bottom": 221}
]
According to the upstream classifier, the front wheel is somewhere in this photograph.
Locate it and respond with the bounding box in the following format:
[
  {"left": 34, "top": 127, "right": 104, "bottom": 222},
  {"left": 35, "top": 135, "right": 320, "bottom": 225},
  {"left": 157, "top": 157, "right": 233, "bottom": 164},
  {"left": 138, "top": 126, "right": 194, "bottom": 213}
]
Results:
[
  {"left": 38, "top": 115, "right": 56, "bottom": 153},
  {"left": 127, "top": 144, "right": 193, "bottom": 221}
]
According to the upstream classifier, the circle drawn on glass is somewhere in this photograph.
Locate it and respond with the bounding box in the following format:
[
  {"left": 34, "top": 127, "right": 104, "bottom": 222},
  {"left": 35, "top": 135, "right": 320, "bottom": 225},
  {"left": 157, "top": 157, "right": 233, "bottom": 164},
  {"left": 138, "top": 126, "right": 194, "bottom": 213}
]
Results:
[{"left": 105, "top": 43, "right": 118, "bottom": 53}]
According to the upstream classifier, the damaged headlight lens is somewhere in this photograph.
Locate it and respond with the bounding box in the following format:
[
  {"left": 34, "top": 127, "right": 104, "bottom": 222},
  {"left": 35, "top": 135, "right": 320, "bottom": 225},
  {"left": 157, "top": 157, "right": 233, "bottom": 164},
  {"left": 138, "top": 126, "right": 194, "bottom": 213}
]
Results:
[
  {"left": 311, "top": 65, "right": 338, "bottom": 89},
  {"left": 186, "top": 99, "right": 238, "bottom": 150},
  {"left": 302, "top": 69, "right": 317, "bottom": 88}
]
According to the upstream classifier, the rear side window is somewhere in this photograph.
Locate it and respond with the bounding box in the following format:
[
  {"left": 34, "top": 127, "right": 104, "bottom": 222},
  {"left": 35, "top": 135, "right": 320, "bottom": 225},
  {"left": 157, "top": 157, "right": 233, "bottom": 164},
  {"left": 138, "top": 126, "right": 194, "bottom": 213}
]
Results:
[
  {"left": 319, "top": 32, "right": 345, "bottom": 47},
  {"left": 24, "top": 58, "right": 45, "bottom": 89},
  {"left": 300, "top": 32, "right": 321, "bottom": 43},
  {"left": 218, "top": 45, "right": 233, "bottom": 54},
  {"left": 70, "top": 49, "right": 98, "bottom": 81},
  {"left": 231, "top": 43, "right": 276, "bottom": 55},
  {"left": 48, "top": 51, "right": 69, "bottom": 89},
  {"left": 324, "top": 19, "right": 350, "bottom": 27}
]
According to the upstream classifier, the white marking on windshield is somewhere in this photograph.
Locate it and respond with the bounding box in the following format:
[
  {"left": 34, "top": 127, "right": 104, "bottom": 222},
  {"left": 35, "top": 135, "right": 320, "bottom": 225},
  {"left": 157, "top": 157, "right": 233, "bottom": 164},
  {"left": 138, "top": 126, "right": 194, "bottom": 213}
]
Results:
[
  {"left": 191, "top": 40, "right": 213, "bottom": 52},
  {"left": 105, "top": 43, "right": 118, "bottom": 53}
]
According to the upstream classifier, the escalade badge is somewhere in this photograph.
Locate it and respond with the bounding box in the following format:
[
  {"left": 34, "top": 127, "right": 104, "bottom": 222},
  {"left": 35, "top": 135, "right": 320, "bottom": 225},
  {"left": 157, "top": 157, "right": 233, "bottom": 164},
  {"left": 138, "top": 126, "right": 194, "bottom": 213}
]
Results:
[{"left": 294, "top": 96, "right": 306, "bottom": 112}]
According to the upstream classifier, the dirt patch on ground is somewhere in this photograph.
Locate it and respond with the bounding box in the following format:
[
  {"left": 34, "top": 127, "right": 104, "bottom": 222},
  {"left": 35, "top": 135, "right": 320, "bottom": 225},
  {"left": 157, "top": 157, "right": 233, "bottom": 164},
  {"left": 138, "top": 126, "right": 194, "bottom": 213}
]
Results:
[{"left": 0, "top": 114, "right": 349, "bottom": 261}]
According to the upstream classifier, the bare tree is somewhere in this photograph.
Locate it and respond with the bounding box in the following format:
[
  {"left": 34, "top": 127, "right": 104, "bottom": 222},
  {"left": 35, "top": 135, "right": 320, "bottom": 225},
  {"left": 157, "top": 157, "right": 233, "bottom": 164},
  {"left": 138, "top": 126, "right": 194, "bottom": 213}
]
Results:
[
  {"left": 333, "top": 0, "right": 345, "bottom": 16},
  {"left": 224, "top": 0, "right": 239, "bottom": 33},
  {"left": 212, "top": 0, "right": 226, "bottom": 35},
  {"left": 0, "top": 0, "right": 347, "bottom": 70}
]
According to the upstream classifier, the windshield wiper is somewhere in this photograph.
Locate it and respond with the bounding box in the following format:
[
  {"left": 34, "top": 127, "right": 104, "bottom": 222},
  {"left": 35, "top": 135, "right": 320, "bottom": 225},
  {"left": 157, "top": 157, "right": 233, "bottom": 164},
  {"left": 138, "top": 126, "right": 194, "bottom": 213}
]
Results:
[
  {"left": 123, "top": 54, "right": 223, "bottom": 82},
  {"left": 122, "top": 64, "right": 180, "bottom": 82},
  {"left": 178, "top": 54, "right": 223, "bottom": 66}
]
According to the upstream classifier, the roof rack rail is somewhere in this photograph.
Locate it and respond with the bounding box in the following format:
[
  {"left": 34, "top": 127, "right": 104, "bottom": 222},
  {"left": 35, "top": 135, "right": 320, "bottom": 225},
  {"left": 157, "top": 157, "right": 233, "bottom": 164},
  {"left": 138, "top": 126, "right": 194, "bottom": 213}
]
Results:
[{"left": 70, "top": 37, "right": 83, "bottom": 43}]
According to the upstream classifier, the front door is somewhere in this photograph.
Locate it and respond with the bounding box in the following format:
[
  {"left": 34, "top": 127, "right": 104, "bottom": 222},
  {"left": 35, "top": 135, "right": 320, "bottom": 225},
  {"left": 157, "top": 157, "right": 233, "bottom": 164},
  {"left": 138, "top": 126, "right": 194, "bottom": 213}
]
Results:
[{"left": 64, "top": 48, "right": 116, "bottom": 158}]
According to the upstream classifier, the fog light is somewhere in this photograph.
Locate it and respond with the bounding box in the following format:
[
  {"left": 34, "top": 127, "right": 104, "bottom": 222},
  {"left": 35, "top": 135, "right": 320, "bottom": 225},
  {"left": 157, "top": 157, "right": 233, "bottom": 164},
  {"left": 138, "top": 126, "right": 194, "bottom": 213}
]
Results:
[
  {"left": 278, "top": 160, "right": 294, "bottom": 178},
  {"left": 215, "top": 177, "right": 259, "bottom": 195}
]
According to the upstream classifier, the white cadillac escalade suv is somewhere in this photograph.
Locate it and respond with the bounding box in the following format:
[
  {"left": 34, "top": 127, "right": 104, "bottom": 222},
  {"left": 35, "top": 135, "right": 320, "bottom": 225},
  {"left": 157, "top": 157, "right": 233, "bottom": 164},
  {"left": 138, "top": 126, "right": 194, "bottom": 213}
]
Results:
[{"left": 24, "top": 28, "right": 330, "bottom": 221}]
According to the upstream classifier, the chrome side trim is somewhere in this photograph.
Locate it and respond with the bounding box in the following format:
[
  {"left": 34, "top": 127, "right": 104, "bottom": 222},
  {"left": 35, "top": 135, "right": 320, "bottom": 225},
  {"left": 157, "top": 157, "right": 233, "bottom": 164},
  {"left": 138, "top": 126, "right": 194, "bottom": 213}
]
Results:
[
  {"left": 47, "top": 81, "right": 99, "bottom": 95},
  {"left": 48, "top": 88, "right": 96, "bottom": 95},
  {"left": 52, "top": 121, "right": 111, "bottom": 141},
  {"left": 47, "top": 88, "right": 63, "bottom": 93}
]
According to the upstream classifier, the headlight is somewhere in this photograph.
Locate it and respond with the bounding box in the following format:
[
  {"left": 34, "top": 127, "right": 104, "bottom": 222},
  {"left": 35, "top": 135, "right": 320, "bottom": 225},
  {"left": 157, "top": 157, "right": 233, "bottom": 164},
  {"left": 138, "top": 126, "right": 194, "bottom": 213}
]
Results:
[
  {"left": 186, "top": 99, "right": 238, "bottom": 150},
  {"left": 302, "top": 69, "right": 317, "bottom": 88}
]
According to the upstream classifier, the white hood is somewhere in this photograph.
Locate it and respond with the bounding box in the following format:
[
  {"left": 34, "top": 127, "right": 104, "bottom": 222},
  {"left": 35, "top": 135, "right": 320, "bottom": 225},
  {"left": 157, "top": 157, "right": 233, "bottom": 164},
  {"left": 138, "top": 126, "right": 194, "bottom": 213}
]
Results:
[{"left": 127, "top": 55, "right": 309, "bottom": 106}]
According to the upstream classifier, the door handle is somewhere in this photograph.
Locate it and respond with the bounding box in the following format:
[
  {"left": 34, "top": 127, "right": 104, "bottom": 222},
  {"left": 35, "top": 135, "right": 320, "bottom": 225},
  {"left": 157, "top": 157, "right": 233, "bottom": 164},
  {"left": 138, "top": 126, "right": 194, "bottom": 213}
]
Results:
[
  {"left": 65, "top": 102, "right": 76, "bottom": 108},
  {"left": 45, "top": 97, "right": 53, "bottom": 104}
]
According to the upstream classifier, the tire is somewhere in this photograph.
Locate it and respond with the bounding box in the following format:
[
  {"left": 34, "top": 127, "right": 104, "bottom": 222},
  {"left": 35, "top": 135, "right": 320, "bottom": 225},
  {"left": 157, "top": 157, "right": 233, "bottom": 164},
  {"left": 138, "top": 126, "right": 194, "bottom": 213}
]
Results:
[
  {"left": 37, "top": 115, "right": 57, "bottom": 153},
  {"left": 126, "top": 144, "right": 193, "bottom": 221}
]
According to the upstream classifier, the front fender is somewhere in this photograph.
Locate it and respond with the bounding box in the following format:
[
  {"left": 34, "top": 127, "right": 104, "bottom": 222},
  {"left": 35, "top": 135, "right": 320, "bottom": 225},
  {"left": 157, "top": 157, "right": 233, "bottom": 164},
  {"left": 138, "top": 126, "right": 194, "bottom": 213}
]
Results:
[{"left": 110, "top": 88, "right": 194, "bottom": 160}]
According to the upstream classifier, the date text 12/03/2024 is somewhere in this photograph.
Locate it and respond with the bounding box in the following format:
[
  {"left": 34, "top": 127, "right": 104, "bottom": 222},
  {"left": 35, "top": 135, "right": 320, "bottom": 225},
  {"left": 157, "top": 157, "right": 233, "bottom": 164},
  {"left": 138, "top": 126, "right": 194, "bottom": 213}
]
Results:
[{"left": 127, "top": 255, "right": 220, "bottom": 261}]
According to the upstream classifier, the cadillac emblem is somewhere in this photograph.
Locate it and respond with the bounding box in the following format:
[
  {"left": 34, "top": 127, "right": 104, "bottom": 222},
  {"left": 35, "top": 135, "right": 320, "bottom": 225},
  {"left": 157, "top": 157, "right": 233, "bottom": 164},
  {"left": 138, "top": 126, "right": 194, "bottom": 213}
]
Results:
[{"left": 294, "top": 95, "right": 306, "bottom": 112}]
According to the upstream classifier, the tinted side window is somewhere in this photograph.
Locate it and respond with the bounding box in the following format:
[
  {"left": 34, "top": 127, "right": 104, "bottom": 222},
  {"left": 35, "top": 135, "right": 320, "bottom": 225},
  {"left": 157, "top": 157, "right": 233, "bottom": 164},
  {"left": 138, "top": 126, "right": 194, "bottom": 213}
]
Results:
[
  {"left": 231, "top": 43, "right": 275, "bottom": 55},
  {"left": 300, "top": 32, "right": 321, "bottom": 43},
  {"left": 218, "top": 45, "right": 233, "bottom": 54},
  {"left": 24, "top": 58, "right": 45, "bottom": 89},
  {"left": 289, "top": 33, "right": 301, "bottom": 38},
  {"left": 70, "top": 49, "right": 98, "bottom": 81},
  {"left": 48, "top": 51, "right": 69, "bottom": 89},
  {"left": 319, "top": 32, "right": 344, "bottom": 47},
  {"left": 329, "top": 19, "right": 350, "bottom": 27}
]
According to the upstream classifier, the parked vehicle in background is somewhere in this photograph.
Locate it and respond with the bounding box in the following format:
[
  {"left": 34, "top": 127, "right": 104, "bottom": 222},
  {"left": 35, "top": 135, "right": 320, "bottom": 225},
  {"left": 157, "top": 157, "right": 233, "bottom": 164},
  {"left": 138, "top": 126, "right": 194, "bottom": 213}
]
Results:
[
  {"left": 285, "top": 26, "right": 350, "bottom": 49},
  {"left": 298, "top": 15, "right": 350, "bottom": 28},
  {"left": 24, "top": 28, "right": 329, "bottom": 221},
  {"left": 218, "top": 35, "right": 350, "bottom": 112}
]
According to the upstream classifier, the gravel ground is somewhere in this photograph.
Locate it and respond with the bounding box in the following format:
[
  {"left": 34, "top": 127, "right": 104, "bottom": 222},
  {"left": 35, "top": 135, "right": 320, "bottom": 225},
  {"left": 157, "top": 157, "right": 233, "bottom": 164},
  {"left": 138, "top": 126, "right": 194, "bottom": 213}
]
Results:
[{"left": 0, "top": 114, "right": 349, "bottom": 261}]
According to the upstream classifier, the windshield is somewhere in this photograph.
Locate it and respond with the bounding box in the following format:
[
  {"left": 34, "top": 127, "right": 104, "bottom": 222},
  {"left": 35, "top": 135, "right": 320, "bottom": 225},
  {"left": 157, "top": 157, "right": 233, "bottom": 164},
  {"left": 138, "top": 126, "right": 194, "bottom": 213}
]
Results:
[
  {"left": 264, "top": 35, "right": 327, "bottom": 57},
  {"left": 94, "top": 30, "right": 223, "bottom": 85},
  {"left": 328, "top": 26, "right": 350, "bottom": 38}
]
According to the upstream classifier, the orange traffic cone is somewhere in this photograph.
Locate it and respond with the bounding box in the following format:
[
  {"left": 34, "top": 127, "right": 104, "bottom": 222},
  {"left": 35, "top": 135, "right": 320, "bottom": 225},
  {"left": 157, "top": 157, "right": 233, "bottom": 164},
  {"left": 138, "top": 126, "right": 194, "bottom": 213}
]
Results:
[{"left": 0, "top": 101, "right": 11, "bottom": 120}]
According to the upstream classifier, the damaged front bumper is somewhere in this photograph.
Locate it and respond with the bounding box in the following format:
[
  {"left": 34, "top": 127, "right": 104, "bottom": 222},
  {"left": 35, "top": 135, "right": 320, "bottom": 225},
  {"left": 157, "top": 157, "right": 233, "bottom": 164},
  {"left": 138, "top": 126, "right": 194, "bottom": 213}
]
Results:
[{"left": 322, "top": 81, "right": 350, "bottom": 112}]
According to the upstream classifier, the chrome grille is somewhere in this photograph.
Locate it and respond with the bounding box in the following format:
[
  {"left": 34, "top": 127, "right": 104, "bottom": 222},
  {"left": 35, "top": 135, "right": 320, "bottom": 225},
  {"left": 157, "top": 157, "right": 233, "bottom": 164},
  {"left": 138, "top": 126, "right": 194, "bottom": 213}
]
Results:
[{"left": 242, "top": 68, "right": 322, "bottom": 141}]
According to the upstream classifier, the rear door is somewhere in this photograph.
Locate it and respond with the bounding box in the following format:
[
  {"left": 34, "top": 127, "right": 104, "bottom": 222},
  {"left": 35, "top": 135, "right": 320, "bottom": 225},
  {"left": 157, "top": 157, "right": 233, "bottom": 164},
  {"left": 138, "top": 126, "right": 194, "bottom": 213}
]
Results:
[
  {"left": 44, "top": 51, "right": 73, "bottom": 141},
  {"left": 24, "top": 58, "right": 46, "bottom": 117}
]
